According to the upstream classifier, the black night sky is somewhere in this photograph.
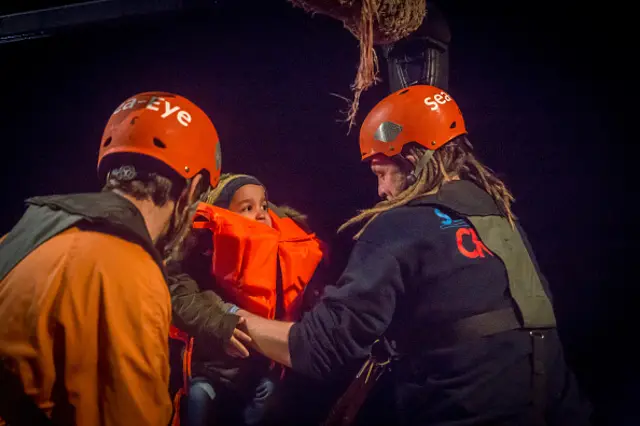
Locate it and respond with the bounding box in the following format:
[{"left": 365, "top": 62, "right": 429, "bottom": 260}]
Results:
[{"left": 0, "top": 1, "right": 632, "bottom": 424}]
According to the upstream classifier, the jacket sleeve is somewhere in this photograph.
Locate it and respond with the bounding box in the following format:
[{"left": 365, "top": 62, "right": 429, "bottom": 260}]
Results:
[
  {"left": 288, "top": 238, "right": 405, "bottom": 380},
  {"left": 167, "top": 266, "right": 240, "bottom": 349}
]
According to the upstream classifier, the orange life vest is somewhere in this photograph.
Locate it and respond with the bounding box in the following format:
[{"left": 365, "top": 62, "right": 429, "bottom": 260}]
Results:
[{"left": 192, "top": 203, "right": 324, "bottom": 321}]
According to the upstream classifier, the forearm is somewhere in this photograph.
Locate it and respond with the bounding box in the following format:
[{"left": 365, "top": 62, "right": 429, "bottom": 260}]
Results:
[
  {"left": 235, "top": 308, "right": 260, "bottom": 318},
  {"left": 239, "top": 313, "right": 294, "bottom": 368},
  {"left": 169, "top": 273, "right": 239, "bottom": 346},
  {"left": 174, "top": 301, "right": 239, "bottom": 349}
]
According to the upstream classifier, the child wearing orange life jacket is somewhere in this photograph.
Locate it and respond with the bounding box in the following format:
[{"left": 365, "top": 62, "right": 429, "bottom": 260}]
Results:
[{"left": 170, "top": 173, "right": 328, "bottom": 426}]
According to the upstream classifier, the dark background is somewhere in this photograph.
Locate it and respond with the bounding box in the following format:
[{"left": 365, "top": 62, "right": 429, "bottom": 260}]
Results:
[{"left": 0, "top": 1, "right": 632, "bottom": 424}]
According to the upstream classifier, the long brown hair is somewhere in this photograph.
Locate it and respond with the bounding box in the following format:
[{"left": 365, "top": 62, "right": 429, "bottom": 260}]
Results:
[{"left": 339, "top": 136, "right": 516, "bottom": 239}]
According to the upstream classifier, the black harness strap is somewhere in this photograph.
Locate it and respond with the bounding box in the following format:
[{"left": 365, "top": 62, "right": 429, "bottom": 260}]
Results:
[
  {"left": 420, "top": 307, "right": 522, "bottom": 348},
  {"left": 412, "top": 308, "right": 550, "bottom": 425}
]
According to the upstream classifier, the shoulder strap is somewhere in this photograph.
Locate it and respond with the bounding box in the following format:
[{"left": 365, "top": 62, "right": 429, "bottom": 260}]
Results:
[{"left": 0, "top": 205, "right": 84, "bottom": 281}]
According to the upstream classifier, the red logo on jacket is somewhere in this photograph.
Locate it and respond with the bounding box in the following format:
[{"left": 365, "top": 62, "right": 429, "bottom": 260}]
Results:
[{"left": 456, "top": 227, "right": 495, "bottom": 259}]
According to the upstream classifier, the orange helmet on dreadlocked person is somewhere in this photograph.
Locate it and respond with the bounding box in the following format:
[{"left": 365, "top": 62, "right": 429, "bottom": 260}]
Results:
[
  {"left": 359, "top": 85, "right": 467, "bottom": 179},
  {"left": 98, "top": 91, "right": 222, "bottom": 187}
]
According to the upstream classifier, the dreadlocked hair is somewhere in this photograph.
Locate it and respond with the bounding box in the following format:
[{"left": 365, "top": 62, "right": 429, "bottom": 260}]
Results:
[{"left": 339, "top": 136, "right": 516, "bottom": 239}]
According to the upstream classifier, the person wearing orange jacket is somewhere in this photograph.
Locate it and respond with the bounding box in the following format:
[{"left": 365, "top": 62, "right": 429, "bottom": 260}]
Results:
[
  {"left": 167, "top": 173, "right": 328, "bottom": 426},
  {"left": 0, "top": 92, "right": 222, "bottom": 426},
  {"left": 235, "top": 85, "right": 592, "bottom": 426}
]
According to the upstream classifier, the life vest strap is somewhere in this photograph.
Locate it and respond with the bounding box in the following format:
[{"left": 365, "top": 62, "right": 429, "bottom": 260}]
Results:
[{"left": 168, "top": 326, "right": 195, "bottom": 426}]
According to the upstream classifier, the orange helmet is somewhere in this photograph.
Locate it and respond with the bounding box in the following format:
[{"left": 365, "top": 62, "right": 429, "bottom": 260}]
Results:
[
  {"left": 98, "top": 91, "right": 222, "bottom": 187},
  {"left": 359, "top": 85, "right": 466, "bottom": 161}
]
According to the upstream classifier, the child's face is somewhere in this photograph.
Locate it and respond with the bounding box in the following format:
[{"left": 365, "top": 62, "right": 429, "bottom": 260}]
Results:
[{"left": 228, "top": 184, "right": 273, "bottom": 228}]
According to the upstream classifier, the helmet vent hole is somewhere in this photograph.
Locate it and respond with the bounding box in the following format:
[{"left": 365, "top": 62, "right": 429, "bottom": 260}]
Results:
[
  {"left": 399, "top": 89, "right": 410, "bottom": 95},
  {"left": 450, "top": 121, "right": 457, "bottom": 129},
  {"left": 153, "top": 138, "right": 167, "bottom": 149},
  {"left": 102, "top": 137, "right": 112, "bottom": 147}
]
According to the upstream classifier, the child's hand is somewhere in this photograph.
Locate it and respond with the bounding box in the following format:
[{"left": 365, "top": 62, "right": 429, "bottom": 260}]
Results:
[{"left": 225, "top": 317, "right": 252, "bottom": 358}]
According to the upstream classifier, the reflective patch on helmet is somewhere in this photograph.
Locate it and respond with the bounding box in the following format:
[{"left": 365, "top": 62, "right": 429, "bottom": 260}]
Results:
[{"left": 374, "top": 121, "right": 403, "bottom": 143}]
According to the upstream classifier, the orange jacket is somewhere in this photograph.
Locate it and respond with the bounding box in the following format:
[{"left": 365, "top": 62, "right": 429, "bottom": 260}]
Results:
[
  {"left": 193, "top": 203, "right": 324, "bottom": 321},
  {"left": 0, "top": 226, "right": 172, "bottom": 425}
]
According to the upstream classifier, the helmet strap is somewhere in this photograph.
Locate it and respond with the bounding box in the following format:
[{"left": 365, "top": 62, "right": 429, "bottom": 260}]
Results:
[{"left": 405, "top": 149, "right": 435, "bottom": 186}]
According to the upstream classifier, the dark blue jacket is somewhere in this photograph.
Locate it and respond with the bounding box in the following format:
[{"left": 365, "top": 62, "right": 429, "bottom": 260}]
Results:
[{"left": 289, "top": 181, "right": 591, "bottom": 426}]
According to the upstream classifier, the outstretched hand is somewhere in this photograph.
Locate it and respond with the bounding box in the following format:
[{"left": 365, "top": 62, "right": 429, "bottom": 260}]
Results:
[
  {"left": 233, "top": 310, "right": 294, "bottom": 368},
  {"left": 224, "top": 317, "right": 253, "bottom": 358}
]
